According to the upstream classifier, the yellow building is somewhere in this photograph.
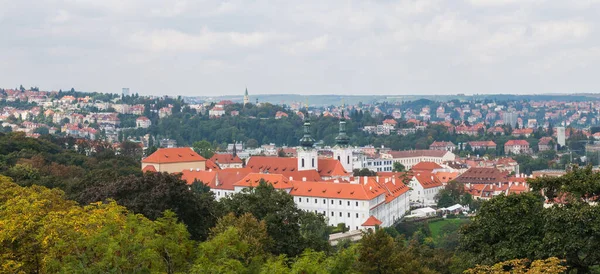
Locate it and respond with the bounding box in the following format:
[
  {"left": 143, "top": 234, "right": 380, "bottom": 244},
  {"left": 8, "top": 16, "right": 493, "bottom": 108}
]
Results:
[{"left": 142, "top": 147, "right": 206, "bottom": 173}]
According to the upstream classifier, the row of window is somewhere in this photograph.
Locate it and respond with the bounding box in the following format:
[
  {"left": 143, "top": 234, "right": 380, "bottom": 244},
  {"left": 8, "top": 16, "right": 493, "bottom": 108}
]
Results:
[
  {"left": 298, "top": 197, "right": 361, "bottom": 207},
  {"left": 311, "top": 209, "right": 363, "bottom": 219}
]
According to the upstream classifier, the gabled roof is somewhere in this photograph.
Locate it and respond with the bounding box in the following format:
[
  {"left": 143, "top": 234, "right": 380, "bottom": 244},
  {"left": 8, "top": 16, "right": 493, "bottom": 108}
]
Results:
[
  {"left": 318, "top": 158, "right": 351, "bottom": 177},
  {"left": 142, "top": 147, "right": 206, "bottom": 164},
  {"left": 205, "top": 159, "right": 221, "bottom": 170},
  {"left": 467, "top": 140, "right": 496, "bottom": 147},
  {"left": 210, "top": 153, "right": 243, "bottom": 165},
  {"left": 505, "top": 139, "right": 530, "bottom": 146},
  {"left": 362, "top": 216, "right": 382, "bottom": 226},
  {"left": 413, "top": 172, "right": 443, "bottom": 189},
  {"left": 430, "top": 141, "right": 455, "bottom": 147},
  {"left": 142, "top": 165, "right": 156, "bottom": 172}
]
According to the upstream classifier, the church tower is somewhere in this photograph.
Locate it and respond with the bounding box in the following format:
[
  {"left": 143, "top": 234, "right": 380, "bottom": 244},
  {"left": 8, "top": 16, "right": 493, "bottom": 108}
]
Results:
[
  {"left": 243, "top": 87, "right": 249, "bottom": 105},
  {"left": 297, "top": 108, "right": 318, "bottom": 171},
  {"left": 333, "top": 107, "right": 353, "bottom": 172}
]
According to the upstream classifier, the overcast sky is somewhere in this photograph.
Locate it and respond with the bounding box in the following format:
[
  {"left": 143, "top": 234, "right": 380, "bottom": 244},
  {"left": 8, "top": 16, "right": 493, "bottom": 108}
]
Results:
[{"left": 1, "top": 0, "right": 599, "bottom": 96}]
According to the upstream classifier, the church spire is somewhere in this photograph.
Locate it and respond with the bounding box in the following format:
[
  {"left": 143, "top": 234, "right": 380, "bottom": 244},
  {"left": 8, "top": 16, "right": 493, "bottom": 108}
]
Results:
[
  {"left": 299, "top": 102, "right": 315, "bottom": 148},
  {"left": 335, "top": 103, "right": 349, "bottom": 147}
]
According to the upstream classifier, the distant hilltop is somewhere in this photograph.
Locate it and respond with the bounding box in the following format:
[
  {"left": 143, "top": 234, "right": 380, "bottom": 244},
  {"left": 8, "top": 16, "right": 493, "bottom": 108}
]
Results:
[{"left": 183, "top": 93, "right": 599, "bottom": 107}]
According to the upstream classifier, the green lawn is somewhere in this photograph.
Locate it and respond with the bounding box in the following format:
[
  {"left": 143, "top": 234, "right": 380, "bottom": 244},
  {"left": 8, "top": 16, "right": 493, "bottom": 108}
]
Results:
[{"left": 428, "top": 218, "right": 470, "bottom": 240}]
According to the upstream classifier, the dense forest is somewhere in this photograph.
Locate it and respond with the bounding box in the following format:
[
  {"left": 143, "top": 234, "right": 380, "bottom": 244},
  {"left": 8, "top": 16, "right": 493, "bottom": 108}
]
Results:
[{"left": 1, "top": 132, "right": 598, "bottom": 273}]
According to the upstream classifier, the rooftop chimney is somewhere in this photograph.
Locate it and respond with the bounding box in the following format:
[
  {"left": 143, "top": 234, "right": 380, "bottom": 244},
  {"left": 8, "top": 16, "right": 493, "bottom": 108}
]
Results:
[
  {"left": 376, "top": 176, "right": 379, "bottom": 183},
  {"left": 363, "top": 176, "right": 368, "bottom": 185},
  {"left": 302, "top": 177, "right": 307, "bottom": 182}
]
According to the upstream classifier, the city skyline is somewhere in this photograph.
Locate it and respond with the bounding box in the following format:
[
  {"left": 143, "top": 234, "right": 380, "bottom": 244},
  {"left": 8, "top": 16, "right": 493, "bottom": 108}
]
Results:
[{"left": 2, "top": 1, "right": 600, "bottom": 96}]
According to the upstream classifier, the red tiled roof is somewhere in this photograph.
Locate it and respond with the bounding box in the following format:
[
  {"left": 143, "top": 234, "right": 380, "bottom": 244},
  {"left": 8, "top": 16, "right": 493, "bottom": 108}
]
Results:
[
  {"left": 318, "top": 158, "right": 351, "bottom": 177},
  {"left": 180, "top": 169, "right": 252, "bottom": 190},
  {"left": 246, "top": 156, "right": 350, "bottom": 178},
  {"left": 435, "top": 172, "right": 459, "bottom": 184},
  {"left": 362, "top": 216, "right": 382, "bottom": 226},
  {"left": 413, "top": 171, "right": 443, "bottom": 189},
  {"left": 468, "top": 141, "right": 496, "bottom": 147},
  {"left": 411, "top": 162, "right": 442, "bottom": 172},
  {"left": 205, "top": 159, "right": 221, "bottom": 170},
  {"left": 505, "top": 140, "right": 530, "bottom": 146},
  {"left": 142, "top": 147, "right": 206, "bottom": 163},
  {"left": 234, "top": 173, "right": 293, "bottom": 189},
  {"left": 142, "top": 165, "right": 156, "bottom": 172},
  {"left": 210, "top": 153, "right": 243, "bottom": 165},
  {"left": 290, "top": 180, "right": 385, "bottom": 200},
  {"left": 455, "top": 167, "right": 509, "bottom": 184}
]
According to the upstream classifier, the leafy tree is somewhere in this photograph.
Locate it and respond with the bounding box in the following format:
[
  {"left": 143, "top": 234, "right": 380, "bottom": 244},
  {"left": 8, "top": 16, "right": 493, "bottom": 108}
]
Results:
[
  {"left": 353, "top": 168, "right": 376, "bottom": 177},
  {"left": 221, "top": 181, "right": 329, "bottom": 257},
  {"left": 393, "top": 162, "right": 405, "bottom": 172},
  {"left": 465, "top": 257, "right": 566, "bottom": 274},
  {"left": 247, "top": 138, "right": 259, "bottom": 148},
  {"left": 458, "top": 193, "right": 546, "bottom": 267},
  {"left": 192, "top": 140, "right": 215, "bottom": 159},
  {"left": 357, "top": 229, "right": 433, "bottom": 273},
  {"left": 78, "top": 172, "right": 221, "bottom": 240},
  {"left": 0, "top": 179, "right": 194, "bottom": 273}
]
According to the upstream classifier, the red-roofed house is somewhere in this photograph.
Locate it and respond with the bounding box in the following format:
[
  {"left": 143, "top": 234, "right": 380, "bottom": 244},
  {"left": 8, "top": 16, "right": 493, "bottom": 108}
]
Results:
[
  {"left": 181, "top": 169, "right": 251, "bottom": 200},
  {"left": 408, "top": 171, "right": 444, "bottom": 206},
  {"left": 538, "top": 137, "right": 557, "bottom": 151},
  {"left": 362, "top": 216, "right": 382, "bottom": 229},
  {"left": 141, "top": 147, "right": 206, "bottom": 173},
  {"left": 467, "top": 141, "right": 496, "bottom": 151},
  {"left": 411, "top": 162, "right": 443, "bottom": 172},
  {"left": 246, "top": 156, "right": 351, "bottom": 180},
  {"left": 291, "top": 175, "right": 410, "bottom": 230},
  {"left": 504, "top": 140, "right": 531, "bottom": 155},
  {"left": 136, "top": 116, "right": 151, "bottom": 128},
  {"left": 210, "top": 153, "right": 244, "bottom": 169},
  {"left": 512, "top": 128, "right": 534, "bottom": 137},
  {"left": 429, "top": 141, "right": 456, "bottom": 152}
]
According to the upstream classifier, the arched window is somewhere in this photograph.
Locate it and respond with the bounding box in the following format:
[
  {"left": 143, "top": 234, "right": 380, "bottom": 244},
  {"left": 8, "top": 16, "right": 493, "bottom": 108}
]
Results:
[
  {"left": 337, "top": 156, "right": 341, "bottom": 161},
  {"left": 301, "top": 158, "right": 305, "bottom": 167},
  {"left": 312, "top": 158, "right": 315, "bottom": 167},
  {"left": 347, "top": 156, "right": 350, "bottom": 164}
]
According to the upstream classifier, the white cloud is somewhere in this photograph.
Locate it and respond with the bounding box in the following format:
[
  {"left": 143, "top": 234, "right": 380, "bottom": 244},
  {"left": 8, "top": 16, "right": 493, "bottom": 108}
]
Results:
[
  {"left": 129, "top": 28, "right": 275, "bottom": 52},
  {"left": 1, "top": 0, "right": 600, "bottom": 95}
]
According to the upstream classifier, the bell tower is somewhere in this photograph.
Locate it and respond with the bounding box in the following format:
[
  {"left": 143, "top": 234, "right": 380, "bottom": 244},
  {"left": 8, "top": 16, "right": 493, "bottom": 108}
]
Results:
[
  {"left": 297, "top": 105, "right": 318, "bottom": 171},
  {"left": 333, "top": 106, "right": 353, "bottom": 172}
]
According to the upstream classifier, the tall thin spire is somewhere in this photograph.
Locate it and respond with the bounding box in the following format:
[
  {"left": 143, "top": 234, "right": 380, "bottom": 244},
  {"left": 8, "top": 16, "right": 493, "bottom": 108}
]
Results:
[
  {"left": 335, "top": 101, "right": 349, "bottom": 146},
  {"left": 299, "top": 100, "right": 314, "bottom": 148}
]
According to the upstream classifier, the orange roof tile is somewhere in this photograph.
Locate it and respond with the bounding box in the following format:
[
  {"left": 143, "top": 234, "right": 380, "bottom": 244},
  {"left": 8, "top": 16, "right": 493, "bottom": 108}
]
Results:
[
  {"left": 411, "top": 162, "right": 442, "bottom": 172},
  {"left": 205, "top": 159, "right": 221, "bottom": 170},
  {"left": 142, "top": 147, "right": 206, "bottom": 164},
  {"left": 362, "top": 216, "right": 382, "bottom": 226},
  {"left": 290, "top": 179, "right": 386, "bottom": 200},
  {"left": 234, "top": 173, "right": 293, "bottom": 189},
  {"left": 142, "top": 165, "right": 157, "bottom": 172},
  {"left": 413, "top": 171, "right": 443, "bottom": 189},
  {"left": 181, "top": 169, "right": 252, "bottom": 190},
  {"left": 434, "top": 171, "right": 459, "bottom": 184},
  {"left": 246, "top": 156, "right": 350, "bottom": 178},
  {"left": 317, "top": 158, "right": 351, "bottom": 177},
  {"left": 210, "top": 153, "right": 243, "bottom": 165}
]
